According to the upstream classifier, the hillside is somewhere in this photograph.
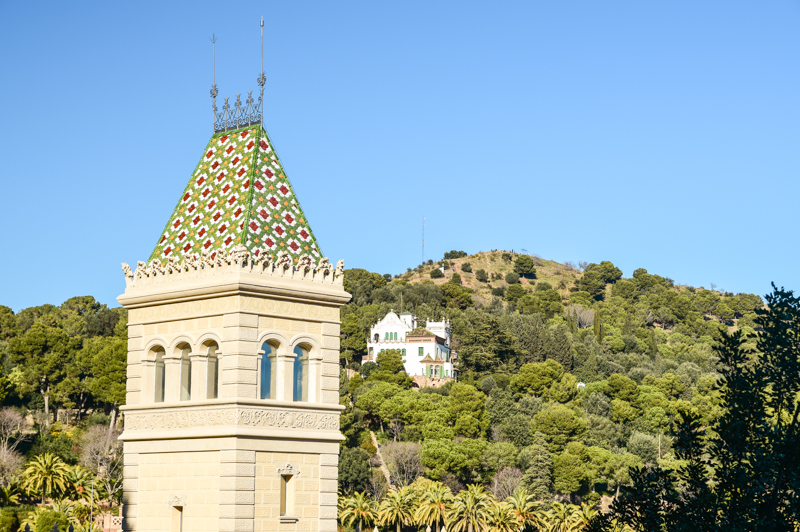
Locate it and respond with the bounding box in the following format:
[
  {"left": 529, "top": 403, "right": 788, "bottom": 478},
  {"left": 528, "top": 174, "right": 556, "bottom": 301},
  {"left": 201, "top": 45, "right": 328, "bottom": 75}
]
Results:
[
  {"left": 400, "top": 251, "right": 582, "bottom": 307},
  {"left": 337, "top": 250, "right": 767, "bottom": 504}
]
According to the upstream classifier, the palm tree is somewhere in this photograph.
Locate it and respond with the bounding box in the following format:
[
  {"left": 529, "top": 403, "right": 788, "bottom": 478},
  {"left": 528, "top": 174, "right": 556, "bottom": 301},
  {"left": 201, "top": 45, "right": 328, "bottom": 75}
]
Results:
[
  {"left": 415, "top": 481, "right": 453, "bottom": 532},
  {"left": 505, "top": 488, "right": 541, "bottom": 532},
  {"left": 485, "top": 501, "right": 517, "bottom": 532},
  {"left": 22, "top": 453, "right": 70, "bottom": 503},
  {"left": 378, "top": 486, "right": 417, "bottom": 532},
  {"left": 573, "top": 503, "right": 597, "bottom": 530},
  {"left": 447, "top": 485, "right": 492, "bottom": 532},
  {"left": 340, "top": 492, "right": 378, "bottom": 532},
  {"left": 0, "top": 485, "right": 19, "bottom": 506},
  {"left": 64, "top": 466, "right": 94, "bottom": 502},
  {"left": 545, "top": 502, "right": 579, "bottom": 532}
]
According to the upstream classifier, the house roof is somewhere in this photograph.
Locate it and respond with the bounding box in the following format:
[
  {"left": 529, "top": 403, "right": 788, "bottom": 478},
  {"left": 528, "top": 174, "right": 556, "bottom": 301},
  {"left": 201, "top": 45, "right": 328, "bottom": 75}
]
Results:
[
  {"left": 149, "top": 125, "right": 322, "bottom": 264},
  {"left": 408, "top": 327, "right": 434, "bottom": 337}
]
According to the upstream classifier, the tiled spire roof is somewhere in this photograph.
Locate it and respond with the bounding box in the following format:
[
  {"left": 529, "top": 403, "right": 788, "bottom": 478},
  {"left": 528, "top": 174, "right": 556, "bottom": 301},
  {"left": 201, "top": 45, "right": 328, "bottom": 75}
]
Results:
[{"left": 149, "top": 125, "right": 322, "bottom": 264}]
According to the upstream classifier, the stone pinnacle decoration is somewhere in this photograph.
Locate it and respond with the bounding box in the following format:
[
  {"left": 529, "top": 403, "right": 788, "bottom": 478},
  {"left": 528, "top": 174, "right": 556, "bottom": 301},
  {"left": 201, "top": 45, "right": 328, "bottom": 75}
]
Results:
[{"left": 149, "top": 125, "right": 323, "bottom": 265}]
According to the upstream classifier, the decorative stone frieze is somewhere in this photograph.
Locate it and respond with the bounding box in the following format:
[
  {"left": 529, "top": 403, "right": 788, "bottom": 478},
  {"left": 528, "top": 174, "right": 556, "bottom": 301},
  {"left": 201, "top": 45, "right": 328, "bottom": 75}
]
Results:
[
  {"left": 128, "top": 296, "right": 340, "bottom": 325},
  {"left": 125, "top": 406, "right": 340, "bottom": 432}
]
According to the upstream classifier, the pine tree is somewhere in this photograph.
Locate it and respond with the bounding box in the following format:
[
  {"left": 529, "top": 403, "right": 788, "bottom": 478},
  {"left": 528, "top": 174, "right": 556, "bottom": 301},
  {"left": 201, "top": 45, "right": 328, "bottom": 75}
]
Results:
[{"left": 545, "top": 324, "right": 573, "bottom": 371}]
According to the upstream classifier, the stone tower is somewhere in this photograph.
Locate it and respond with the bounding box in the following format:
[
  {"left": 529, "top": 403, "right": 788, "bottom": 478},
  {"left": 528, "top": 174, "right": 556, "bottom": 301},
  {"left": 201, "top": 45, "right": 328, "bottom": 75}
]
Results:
[{"left": 117, "top": 114, "right": 349, "bottom": 532}]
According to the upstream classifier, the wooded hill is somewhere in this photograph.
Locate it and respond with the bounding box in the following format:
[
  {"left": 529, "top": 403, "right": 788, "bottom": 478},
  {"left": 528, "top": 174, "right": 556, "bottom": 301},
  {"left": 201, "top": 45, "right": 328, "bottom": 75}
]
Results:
[{"left": 336, "top": 250, "right": 765, "bottom": 504}]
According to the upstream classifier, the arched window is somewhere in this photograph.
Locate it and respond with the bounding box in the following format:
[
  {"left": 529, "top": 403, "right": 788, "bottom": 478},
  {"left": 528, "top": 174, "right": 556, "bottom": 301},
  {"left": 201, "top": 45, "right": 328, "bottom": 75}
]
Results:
[
  {"left": 374, "top": 333, "right": 379, "bottom": 342},
  {"left": 384, "top": 332, "right": 388, "bottom": 340},
  {"left": 393, "top": 332, "right": 397, "bottom": 341},
  {"left": 154, "top": 347, "right": 166, "bottom": 403},
  {"left": 260, "top": 342, "right": 277, "bottom": 400},
  {"left": 206, "top": 342, "right": 220, "bottom": 399},
  {"left": 178, "top": 344, "right": 192, "bottom": 401},
  {"left": 402, "top": 349, "right": 406, "bottom": 357},
  {"left": 293, "top": 345, "right": 309, "bottom": 402}
]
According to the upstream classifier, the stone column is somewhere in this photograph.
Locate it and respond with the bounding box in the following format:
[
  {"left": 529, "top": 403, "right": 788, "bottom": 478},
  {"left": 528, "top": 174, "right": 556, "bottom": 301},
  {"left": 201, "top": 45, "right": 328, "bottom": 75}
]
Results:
[
  {"left": 139, "top": 359, "right": 154, "bottom": 405},
  {"left": 121, "top": 450, "right": 139, "bottom": 532},
  {"left": 219, "top": 450, "right": 256, "bottom": 532},
  {"left": 127, "top": 324, "right": 144, "bottom": 405},
  {"left": 221, "top": 313, "right": 259, "bottom": 399},
  {"left": 308, "top": 354, "right": 322, "bottom": 403},
  {"left": 276, "top": 348, "right": 296, "bottom": 402},
  {"left": 318, "top": 453, "right": 339, "bottom": 532},
  {"left": 320, "top": 323, "right": 341, "bottom": 405},
  {"left": 190, "top": 351, "right": 208, "bottom": 401},
  {"left": 163, "top": 354, "right": 182, "bottom": 403}
]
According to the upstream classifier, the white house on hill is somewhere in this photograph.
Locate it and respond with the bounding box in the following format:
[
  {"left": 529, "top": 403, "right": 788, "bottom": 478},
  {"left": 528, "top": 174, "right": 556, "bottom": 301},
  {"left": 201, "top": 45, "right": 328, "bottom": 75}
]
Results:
[{"left": 364, "top": 311, "right": 456, "bottom": 383}]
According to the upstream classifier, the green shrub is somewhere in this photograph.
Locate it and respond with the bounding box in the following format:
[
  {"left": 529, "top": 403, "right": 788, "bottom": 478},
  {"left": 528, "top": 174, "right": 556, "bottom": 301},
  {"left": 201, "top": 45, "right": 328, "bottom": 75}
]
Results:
[
  {"left": 34, "top": 510, "right": 69, "bottom": 532},
  {"left": 514, "top": 255, "right": 537, "bottom": 278},
  {"left": 461, "top": 263, "right": 472, "bottom": 273},
  {"left": 444, "top": 250, "right": 467, "bottom": 259},
  {"left": 430, "top": 269, "right": 444, "bottom": 279},
  {"left": 0, "top": 509, "right": 18, "bottom": 532},
  {"left": 492, "top": 287, "right": 505, "bottom": 297},
  {"left": 505, "top": 272, "right": 520, "bottom": 284},
  {"left": 475, "top": 269, "right": 488, "bottom": 282},
  {"left": 450, "top": 273, "right": 462, "bottom": 285}
]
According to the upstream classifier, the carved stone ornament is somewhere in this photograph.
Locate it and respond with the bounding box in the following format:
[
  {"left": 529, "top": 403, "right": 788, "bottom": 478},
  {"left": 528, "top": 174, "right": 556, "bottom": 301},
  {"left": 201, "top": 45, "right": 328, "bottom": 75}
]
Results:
[
  {"left": 168, "top": 495, "right": 186, "bottom": 508},
  {"left": 121, "top": 248, "right": 344, "bottom": 289},
  {"left": 277, "top": 463, "right": 300, "bottom": 476},
  {"left": 124, "top": 406, "right": 340, "bottom": 432}
]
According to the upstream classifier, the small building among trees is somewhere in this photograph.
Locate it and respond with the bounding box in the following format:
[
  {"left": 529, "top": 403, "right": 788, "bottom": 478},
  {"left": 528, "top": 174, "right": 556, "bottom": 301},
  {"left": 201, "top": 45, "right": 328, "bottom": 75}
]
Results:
[{"left": 364, "top": 311, "right": 456, "bottom": 383}]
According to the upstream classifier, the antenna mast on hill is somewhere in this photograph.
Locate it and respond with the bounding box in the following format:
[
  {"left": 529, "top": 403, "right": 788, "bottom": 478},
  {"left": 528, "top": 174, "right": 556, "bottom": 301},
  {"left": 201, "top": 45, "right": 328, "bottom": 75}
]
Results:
[{"left": 422, "top": 216, "right": 426, "bottom": 264}]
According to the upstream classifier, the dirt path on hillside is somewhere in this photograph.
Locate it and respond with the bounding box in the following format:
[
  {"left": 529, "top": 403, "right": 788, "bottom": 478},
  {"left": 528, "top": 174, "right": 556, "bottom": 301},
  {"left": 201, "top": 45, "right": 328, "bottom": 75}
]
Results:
[{"left": 370, "top": 431, "right": 393, "bottom": 488}]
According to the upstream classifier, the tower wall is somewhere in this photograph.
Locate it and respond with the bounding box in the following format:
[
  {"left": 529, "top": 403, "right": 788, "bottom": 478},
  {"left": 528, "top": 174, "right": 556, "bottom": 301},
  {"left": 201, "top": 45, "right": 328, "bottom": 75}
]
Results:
[{"left": 119, "top": 259, "right": 348, "bottom": 532}]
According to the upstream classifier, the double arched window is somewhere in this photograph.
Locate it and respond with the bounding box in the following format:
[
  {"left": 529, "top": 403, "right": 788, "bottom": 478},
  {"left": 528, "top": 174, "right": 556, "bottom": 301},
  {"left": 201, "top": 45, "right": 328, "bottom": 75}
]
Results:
[
  {"left": 293, "top": 346, "right": 309, "bottom": 402},
  {"left": 178, "top": 343, "right": 192, "bottom": 401},
  {"left": 154, "top": 347, "right": 166, "bottom": 403},
  {"left": 260, "top": 342, "right": 277, "bottom": 400},
  {"left": 148, "top": 337, "right": 315, "bottom": 404},
  {"left": 206, "top": 341, "right": 220, "bottom": 399}
]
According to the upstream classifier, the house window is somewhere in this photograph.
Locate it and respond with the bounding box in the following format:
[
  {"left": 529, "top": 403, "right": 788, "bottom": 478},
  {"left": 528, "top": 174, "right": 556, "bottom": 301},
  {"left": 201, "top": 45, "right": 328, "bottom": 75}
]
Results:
[
  {"left": 374, "top": 333, "right": 379, "bottom": 342},
  {"left": 402, "top": 349, "right": 406, "bottom": 356},
  {"left": 154, "top": 347, "right": 166, "bottom": 403},
  {"left": 393, "top": 332, "right": 397, "bottom": 340},
  {"left": 419, "top": 347, "right": 424, "bottom": 357},
  {"left": 293, "top": 346, "right": 309, "bottom": 402},
  {"left": 260, "top": 342, "right": 277, "bottom": 400},
  {"left": 369, "top": 347, "right": 374, "bottom": 357},
  {"left": 171, "top": 506, "right": 183, "bottom": 532},
  {"left": 280, "top": 474, "right": 294, "bottom": 517},
  {"left": 385, "top": 332, "right": 388, "bottom": 340},
  {"left": 206, "top": 342, "right": 220, "bottom": 399},
  {"left": 179, "top": 344, "right": 192, "bottom": 401}
]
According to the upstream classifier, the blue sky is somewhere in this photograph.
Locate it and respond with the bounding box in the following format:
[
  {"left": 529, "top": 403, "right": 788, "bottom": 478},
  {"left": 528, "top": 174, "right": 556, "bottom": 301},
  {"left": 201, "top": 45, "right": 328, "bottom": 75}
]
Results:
[{"left": 1, "top": 1, "right": 798, "bottom": 311}]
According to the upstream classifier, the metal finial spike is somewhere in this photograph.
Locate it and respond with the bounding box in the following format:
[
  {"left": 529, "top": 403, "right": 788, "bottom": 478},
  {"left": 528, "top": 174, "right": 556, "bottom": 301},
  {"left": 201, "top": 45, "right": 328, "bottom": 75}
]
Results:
[
  {"left": 259, "top": 16, "right": 266, "bottom": 126},
  {"left": 211, "top": 33, "right": 217, "bottom": 132},
  {"left": 211, "top": 34, "right": 216, "bottom": 85}
]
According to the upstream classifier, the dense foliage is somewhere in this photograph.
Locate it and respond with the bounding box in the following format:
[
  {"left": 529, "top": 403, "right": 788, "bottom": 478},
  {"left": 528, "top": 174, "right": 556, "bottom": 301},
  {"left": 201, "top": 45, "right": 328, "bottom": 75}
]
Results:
[
  {"left": 0, "top": 297, "right": 126, "bottom": 529},
  {"left": 589, "top": 285, "right": 800, "bottom": 531},
  {"left": 338, "top": 252, "right": 766, "bottom": 510}
]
